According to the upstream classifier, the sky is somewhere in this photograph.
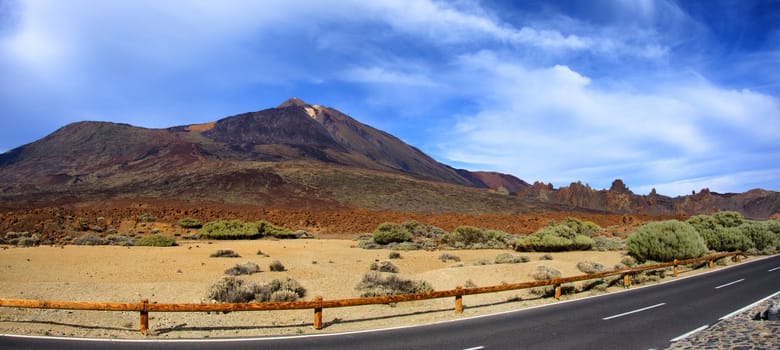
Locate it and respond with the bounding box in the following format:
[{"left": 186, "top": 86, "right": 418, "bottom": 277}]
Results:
[{"left": 1, "top": 0, "right": 779, "bottom": 196}]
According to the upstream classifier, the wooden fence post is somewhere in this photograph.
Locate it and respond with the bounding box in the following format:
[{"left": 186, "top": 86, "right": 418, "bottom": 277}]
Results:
[
  {"left": 313, "top": 296, "right": 323, "bottom": 330},
  {"left": 735, "top": 255, "right": 741, "bottom": 263},
  {"left": 554, "top": 285, "right": 562, "bottom": 300},
  {"left": 708, "top": 260, "right": 714, "bottom": 268},
  {"left": 623, "top": 274, "right": 630, "bottom": 288},
  {"left": 454, "top": 286, "right": 463, "bottom": 314},
  {"left": 139, "top": 299, "right": 149, "bottom": 334},
  {"left": 673, "top": 259, "right": 678, "bottom": 277}
]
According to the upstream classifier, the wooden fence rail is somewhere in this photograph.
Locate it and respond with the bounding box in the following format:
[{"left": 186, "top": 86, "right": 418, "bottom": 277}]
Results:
[{"left": 0, "top": 251, "right": 744, "bottom": 333}]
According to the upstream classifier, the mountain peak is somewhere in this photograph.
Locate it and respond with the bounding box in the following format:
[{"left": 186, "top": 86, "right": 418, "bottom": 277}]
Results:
[{"left": 278, "top": 97, "right": 309, "bottom": 108}]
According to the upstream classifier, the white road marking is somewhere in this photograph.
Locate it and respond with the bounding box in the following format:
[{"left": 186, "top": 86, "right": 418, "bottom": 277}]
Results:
[
  {"left": 768, "top": 266, "right": 780, "bottom": 272},
  {"left": 463, "top": 346, "right": 485, "bottom": 350},
  {"left": 602, "top": 303, "right": 666, "bottom": 320},
  {"left": 719, "top": 290, "right": 780, "bottom": 320},
  {"left": 669, "top": 325, "right": 708, "bottom": 342},
  {"left": 714, "top": 278, "right": 744, "bottom": 289}
]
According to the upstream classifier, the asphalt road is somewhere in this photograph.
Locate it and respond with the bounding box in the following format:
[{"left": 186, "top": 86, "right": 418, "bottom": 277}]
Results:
[{"left": 2, "top": 254, "right": 779, "bottom": 350}]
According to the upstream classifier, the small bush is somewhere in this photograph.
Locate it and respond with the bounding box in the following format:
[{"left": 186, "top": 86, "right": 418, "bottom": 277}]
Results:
[
  {"left": 257, "top": 220, "right": 294, "bottom": 239},
  {"left": 712, "top": 211, "right": 746, "bottom": 228},
  {"left": 388, "top": 252, "right": 402, "bottom": 259},
  {"left": 270, "top": 290, "right": 300, "bottom": 302},
  {"left": 531, "top": 266, "right": 562, "bottom": 280},
  {"left": 474, "top": 259, "right": 491, "bottom": 266},
  {"left": 494, "top": 253, "right": 530, "bottom": 264},
  {"left": 137, "top": 213, "right": 155, "bottom": 223},
  {"left": 355, "top": 271, "right": 433, "bottom": 297},
  {"left": 464, "top": 279, "right": 478, "bottom": 288},
  {"left": 207, "top": 276, "right": 305, "bottom": 303},
  {"left": 200, "top": 220, "right": 261, "bottom": 240},
  {"left": 357, "top": 239, "right": 383, "bottom": 249},
  {"left": 269, "top": 260, "right": 286, "bottom": 272},
  {"left": 370, "top": 261, "right": 399, "bottom": 273},
  {"left": 224, "top": 262, "right": 261, "bottom": 276},
  {"left": 627, "top": 220, "right": 706, "bottom": 262},
  {"left": 576, "top": 261, "right": 606, "bottom": 274},
  {"left": 441, "top": 226, "right": 512, "bottom": 249},
  {"left": 135, "top": 235, "right": 177, "bottom": 247},
  {"left": 210, "top": 249, "right": 241, "bottom": 258},
  {"left": 620, "top": 255, "right": 637, "bottom": 267},
  {"left": 72, "top": 233, "right": 108, "bottom": 246},
  {"left": 207, "top": 277, "right": 260, "bottom": 303},
  {"left": 106, "top": 234, "right": 135, "bottom": 246},
  {"left": 593, "top": 236, "right": 625, "bottom": 251},
  {"left": 513, "top": 223, "right": 594, "bottom": 252},
  {"left": 372, "top": 223, "right": 413, "bottom": 245},
  {"left": 178, "top": 218, "right": 203, "bottom": 229},
  {"left": 539, "top": 254, "right": 554, "bottom": 260},
  {"left": 256, "top": 249, "right": 269, "bottom": 257},
  {"left": 438, "top": 253, "right": 461, "bottom": 262},
  {"left": 739, "top": 221, "right": 779, "bottom": 251},
  {"left": 389, "top": 242, "right": 421, "bottom": 250}
]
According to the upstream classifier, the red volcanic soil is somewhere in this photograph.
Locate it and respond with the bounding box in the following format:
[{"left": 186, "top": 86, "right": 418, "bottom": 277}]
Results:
[{"left": 0, "top": 199, "right": 683, "bottom": 243}]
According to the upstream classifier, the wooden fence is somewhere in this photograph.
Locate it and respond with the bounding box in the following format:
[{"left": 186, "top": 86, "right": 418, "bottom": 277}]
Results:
[{"left": 0, "top": 251, "right": 744, "bottom": 333}]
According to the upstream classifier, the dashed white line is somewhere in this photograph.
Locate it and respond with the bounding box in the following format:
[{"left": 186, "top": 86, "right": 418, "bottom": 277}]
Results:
[
  {"left": 669, "top": 324, "right": 708, "bottom": 342},
  {"left": 463, "top": 346, "right": 485, "bottom": 350},
  {"left": 602, "top": 303, "right": 666, "bottom": 320},
  {"left": 720, "top": 290, "right": 780, "bottom": 320},
  {"left": 768, "top": 266, "right": 780, "bottom": 272},
  {"left": 714, "top": 278, "right": 744, "bottom": 289}
]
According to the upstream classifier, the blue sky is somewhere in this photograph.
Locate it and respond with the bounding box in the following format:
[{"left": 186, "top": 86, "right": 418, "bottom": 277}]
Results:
[{"left": 1, "top": 0, "right": 779, "bottom": 196}]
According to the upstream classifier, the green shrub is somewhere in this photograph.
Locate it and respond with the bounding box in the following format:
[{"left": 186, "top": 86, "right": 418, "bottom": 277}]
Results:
[
  {"left": 355, "top": 271, "right": 433, "bottom": 297},
  {"left": 626, "top": 220, "right": 706, "bottom": 262},
  {"left": 372, "top": 223, "right": 412, "bottom": 245},
  {"left": 561, "top": 217, "right": 601, "bottom": 236},
  {"left": 441, "top": 226, "right": 512, "bottom": 249},
  {"left": 699, "top": 226, "right": 753, "bottom": 252},
  {"left": 513, "top": 228, "right": 594, "bottom": 252},
  {"left": 388, "top": 252, "right": 402, "bottom": 259},
  {"left": 200, "top": 220, "right": 261, "bottom": 240},
  {"left": 257, "top": 220, "right": 294, "bottom": 239},
  {"left": 269, "top": 290, "right": 300, "bottom": 302},
  {"left": 712, "top": 211, "right": 746, "bottom": 228},
  {"left": 357, "top": 239, "right": 383, "bottom": 249},
  {"left": 739, "top": 221, "right": 779, "bottom": 251},
  {"left": 135, "top": 235, "right": 177, "bottom": 247},
  {"left": 268, "top": 277, "right": 307, "bottom": 299},
  {"left": 178, "top": 218, "right": 203, "bottom": 229},
  {"left": 224, "top": 262, "right": 261, "bottom": 276},
  {"left": 390, "top": 242, "right": 421, "bottom": 250}
]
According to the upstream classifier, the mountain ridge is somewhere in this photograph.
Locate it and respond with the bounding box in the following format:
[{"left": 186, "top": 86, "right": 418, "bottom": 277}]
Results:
[{"left": 0, "top": 98, "right": 778, "bottom": 218}]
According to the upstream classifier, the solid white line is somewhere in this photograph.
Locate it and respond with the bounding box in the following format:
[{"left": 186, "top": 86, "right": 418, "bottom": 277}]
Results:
[
  {"left": 768, "top": 266, "right": 780, "bottom": 272},
  {"left": 714, "top": 278, "right": 744, "bottom": 289},
  {"left": 719, "top": 290, "right": 780, "bottom": 320},
  {"left": 669, "top": 324, "right": 708, "bottom": 342},
  {"left": 463, "top": 346, "right": 485, "bottom": 350},
  {"left": 602, "top": 303, "right": 666, "bottom": 320}
]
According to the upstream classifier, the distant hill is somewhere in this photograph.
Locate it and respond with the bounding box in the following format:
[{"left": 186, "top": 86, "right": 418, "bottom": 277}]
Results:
[{"left": 0, "top": 98, "right": 778, "bottom": 218}]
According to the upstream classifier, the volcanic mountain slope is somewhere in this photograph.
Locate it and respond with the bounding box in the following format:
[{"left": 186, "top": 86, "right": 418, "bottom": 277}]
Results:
[
  {"left": 0, "top": 98, "right": 531, "bottom": 212},
  {"left": 0, "top": 98, "right": 778, "bottom": 218}
]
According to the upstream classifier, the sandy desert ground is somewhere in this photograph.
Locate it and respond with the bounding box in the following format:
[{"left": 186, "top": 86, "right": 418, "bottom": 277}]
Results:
[{"left": 0, "top": 239, "right": 721, "bottom": 339}]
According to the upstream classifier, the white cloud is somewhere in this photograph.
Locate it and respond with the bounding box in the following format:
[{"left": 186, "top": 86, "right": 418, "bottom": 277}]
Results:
[
  {"left": 344, "top": 67, "right": 437, "bottom": 87},
  {"left": 436, "top": 51, "right": 780, "bottom": 195}
]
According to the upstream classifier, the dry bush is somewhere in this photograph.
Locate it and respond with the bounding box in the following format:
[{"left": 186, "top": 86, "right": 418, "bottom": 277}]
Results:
[
  {"left": 494, "top": 253, "right": 530, "bottom": 264},
  {"left": 531, "top": 266, "right": 562, "bottom": 280},
  {"left": 269, "top": 260, "right": 286, "bottom": 272},
  {"left": 356, "top": 271, "right": 433, "bottom": 297},
  {"left": 210, "top": 249, "right": 241, "bottom": 258},
  {"left": 370, "top": 261, "right": 399, "bottom": 273},
  {"left": 438, "top": 253, "right": 461, "bottom": 262},
  {"left": 576, "top": 261, "right": 606, "bottom": 274},
  {"left": 224, "top": 262, "right": 261, "bottom": 276}
]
